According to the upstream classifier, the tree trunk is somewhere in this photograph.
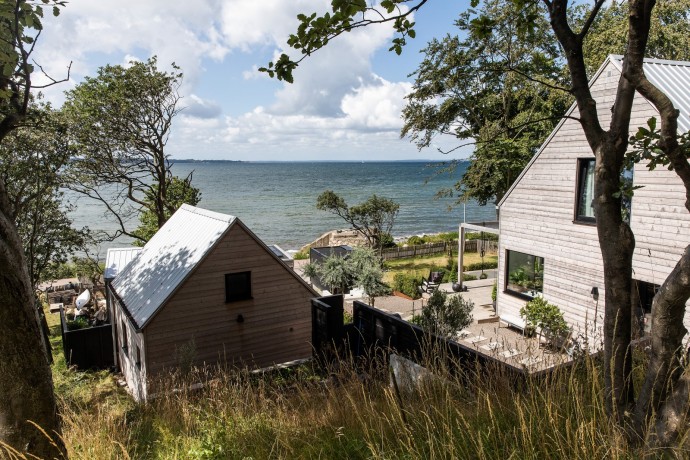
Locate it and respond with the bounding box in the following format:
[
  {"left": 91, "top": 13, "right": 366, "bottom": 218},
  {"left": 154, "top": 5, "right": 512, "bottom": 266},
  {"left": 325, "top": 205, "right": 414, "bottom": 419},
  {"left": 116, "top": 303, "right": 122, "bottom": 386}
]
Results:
[
  {"left": 594, "top": 140, "right": 636, "bottom": 422},
  {"left": 635, "top": 245, "right": 690, "bottom": 443},
  {"left": 0, "top": 206, "right": 65, "bottom": 458}
]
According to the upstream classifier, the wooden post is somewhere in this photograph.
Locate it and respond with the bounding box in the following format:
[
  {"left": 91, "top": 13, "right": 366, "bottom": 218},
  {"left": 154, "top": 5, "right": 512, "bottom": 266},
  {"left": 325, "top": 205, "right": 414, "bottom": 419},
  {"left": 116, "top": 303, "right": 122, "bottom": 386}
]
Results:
[{"left": 458, "top": 225, "right": 465, "bottom": 287}]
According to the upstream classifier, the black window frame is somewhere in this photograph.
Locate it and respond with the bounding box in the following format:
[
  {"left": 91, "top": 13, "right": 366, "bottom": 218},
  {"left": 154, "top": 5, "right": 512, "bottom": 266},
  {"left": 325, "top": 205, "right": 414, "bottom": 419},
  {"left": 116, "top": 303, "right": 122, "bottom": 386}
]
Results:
[
  {"left": 135, "top": 345, "right": 141, "bottom": 369},
  {"left": 121, "top": 319, "right": 128, "bottom": 356},
  {"left": 225, "top": 271, "right": 252, "bottom": 303},
  {"left": 574, "top": 158, "right": 596, "bottom": 224},
  {"left": 504, "top": 250, "right": 545, "bottom": 300}
]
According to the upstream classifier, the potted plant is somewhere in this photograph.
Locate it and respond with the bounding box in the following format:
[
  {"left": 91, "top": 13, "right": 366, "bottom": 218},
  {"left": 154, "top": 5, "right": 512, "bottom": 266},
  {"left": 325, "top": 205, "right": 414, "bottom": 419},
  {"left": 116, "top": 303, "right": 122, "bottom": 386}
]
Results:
[{"left": 520, "top": 297, "right": 570, "bottom": 350}]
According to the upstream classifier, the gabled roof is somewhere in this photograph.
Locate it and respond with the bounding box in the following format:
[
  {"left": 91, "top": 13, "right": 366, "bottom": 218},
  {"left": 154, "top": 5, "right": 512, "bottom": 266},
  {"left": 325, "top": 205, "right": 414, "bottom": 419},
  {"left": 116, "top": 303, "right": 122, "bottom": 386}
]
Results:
[
  {"left": 111, "top": 204, "right": 236, "bottom": 330},
  {"left": 498, "top": 55, "right": 690, "bottom": 208},
  {"left": 104, "top": 247, "right": 142, "bottom": 280}
]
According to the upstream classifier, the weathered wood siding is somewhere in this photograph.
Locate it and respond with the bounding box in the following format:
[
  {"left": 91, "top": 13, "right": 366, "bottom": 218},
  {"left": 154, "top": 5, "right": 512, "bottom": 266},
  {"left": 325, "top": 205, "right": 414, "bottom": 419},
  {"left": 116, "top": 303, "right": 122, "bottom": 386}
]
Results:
[
  {"left": 113, "top": 299, "right": 147, "bottom": 401},
  {"left": 144, "top": 223, "right": 315, "bottom": 377},
  {"left": 497, "top": 60, "right": 690, "bottom": 336}
]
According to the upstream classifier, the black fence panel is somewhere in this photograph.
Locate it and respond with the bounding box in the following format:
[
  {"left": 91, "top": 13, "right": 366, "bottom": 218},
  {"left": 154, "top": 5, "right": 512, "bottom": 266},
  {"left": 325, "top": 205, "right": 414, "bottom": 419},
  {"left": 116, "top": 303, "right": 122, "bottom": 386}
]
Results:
[
  {"left": 60, "top": 306, "right": 114, "bottom": 370},
  {"left": 311, "top": 295, "right": 345, "bottom": 365}
]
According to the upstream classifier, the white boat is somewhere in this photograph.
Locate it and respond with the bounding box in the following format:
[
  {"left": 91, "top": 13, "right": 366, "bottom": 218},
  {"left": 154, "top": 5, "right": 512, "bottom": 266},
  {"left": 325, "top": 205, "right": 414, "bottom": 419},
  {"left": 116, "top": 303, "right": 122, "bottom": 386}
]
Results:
[{"left": 75, "top": 289, "right": 90, "bottom": 310}]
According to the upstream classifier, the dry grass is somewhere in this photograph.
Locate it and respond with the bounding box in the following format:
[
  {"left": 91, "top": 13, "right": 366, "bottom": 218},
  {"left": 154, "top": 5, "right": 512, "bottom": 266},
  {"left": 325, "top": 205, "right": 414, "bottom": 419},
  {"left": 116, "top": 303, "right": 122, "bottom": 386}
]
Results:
[{"left": 47, "top": 347, "right": 685, "bottom": 459}]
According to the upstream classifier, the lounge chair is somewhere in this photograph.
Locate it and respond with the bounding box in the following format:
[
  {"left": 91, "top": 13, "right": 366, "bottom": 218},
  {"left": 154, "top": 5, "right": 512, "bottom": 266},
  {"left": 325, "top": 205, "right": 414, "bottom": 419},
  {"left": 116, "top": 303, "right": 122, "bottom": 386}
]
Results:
[{"left": 420, "top": 271, "right": 443, "bottom": 293}]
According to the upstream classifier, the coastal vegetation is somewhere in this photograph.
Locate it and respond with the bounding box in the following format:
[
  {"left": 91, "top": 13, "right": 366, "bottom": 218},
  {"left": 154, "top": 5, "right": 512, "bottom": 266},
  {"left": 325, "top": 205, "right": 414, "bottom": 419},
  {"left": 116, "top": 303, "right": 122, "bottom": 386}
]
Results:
[
  {"left": 37, "top": 302, "right": 680, "bottom": 459},
  {"left": 316, "top": 191, "right": 400, "bottom": 253},
  {"left": 267, "top": 0, "right": 690, "bottom": 448},
  {"left": 63, "top": 57, "right": 200, "bottom": 245}
]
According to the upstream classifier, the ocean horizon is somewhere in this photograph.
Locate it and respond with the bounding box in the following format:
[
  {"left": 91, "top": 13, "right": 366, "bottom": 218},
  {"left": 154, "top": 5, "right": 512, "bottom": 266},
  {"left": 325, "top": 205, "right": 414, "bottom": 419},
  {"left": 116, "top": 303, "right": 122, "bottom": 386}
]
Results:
[{"left": 68, "top": 160, "right": 497, "bottom": 256}]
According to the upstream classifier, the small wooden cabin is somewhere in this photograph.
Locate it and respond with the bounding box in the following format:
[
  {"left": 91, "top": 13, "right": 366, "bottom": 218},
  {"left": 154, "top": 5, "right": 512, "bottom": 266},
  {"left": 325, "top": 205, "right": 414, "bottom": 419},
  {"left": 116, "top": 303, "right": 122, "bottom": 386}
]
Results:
[
  {"left": 496, "top": 55, "right": 690, "bottom": 341},
  {"left": 109, "top": 204, "right": 316, "bottom": 400}
]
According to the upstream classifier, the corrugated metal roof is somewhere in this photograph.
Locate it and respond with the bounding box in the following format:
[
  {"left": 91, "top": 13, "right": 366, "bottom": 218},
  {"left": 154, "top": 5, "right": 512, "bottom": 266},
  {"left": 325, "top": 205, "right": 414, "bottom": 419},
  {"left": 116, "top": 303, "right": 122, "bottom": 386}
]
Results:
[
  {"left": 111, "top": 204, "right": 236, "bottom": 330},
  {"left": 104, "top": 247, "right": 142, "bottom": 280},
  {"left": 610, "top": 55, "right": 690, "bottom": 132}
]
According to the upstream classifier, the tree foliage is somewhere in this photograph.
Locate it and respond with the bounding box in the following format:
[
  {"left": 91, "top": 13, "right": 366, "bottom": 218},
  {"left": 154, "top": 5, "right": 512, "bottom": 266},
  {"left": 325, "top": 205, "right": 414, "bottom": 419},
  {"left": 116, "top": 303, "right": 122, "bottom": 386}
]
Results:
[
  {"left": 305, "top": 247, "right": 389, "bottom": 304},
  {"left": 276, "top": 0, "right": 690, "bottom": 447},
  {"left": 402, "top": 0, "right": 569, "bottom": 205},
  {"left": 316, "top": 190, "right": 400, "bottom": 252},
  {"left": 64, "top": 57, "right": 191, "bottom": 243},
  {"left": 0, "top": 1, "right": 67, "bottom": 457},
  {"left": 1, "top": 105, "right": 86, "bottom": 287},
  {"left": 414, "top": 289, "right": 473, "bottom": 338},
  {"left": 132, "top": 174, "right": 201, "bottom": 244}
]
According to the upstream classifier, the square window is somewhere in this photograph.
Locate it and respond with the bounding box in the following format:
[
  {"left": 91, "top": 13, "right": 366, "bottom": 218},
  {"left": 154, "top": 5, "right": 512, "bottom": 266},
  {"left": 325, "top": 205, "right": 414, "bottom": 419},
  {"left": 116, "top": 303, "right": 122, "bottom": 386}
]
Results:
[
  {"left": 576, "top": 158, "right": 596, "bottom": 222},
  {"left": 505, "top": 250, "right": 544, "bottom": 299},
  {"left": 225, "top": 271, "right": 252, "bottom": 302}
]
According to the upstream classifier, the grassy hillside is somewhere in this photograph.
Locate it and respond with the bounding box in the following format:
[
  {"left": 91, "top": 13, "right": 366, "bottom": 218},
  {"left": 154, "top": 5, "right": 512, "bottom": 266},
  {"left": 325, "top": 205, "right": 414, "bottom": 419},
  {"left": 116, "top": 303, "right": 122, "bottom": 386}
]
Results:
[{"left": 25, "top": 304, "right": 682, "bottom": 459}]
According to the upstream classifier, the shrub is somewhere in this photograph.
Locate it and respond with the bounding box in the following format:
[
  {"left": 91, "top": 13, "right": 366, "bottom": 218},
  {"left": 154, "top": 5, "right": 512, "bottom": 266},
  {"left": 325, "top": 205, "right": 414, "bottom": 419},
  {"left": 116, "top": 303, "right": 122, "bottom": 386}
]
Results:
[
  {"left": 465, "top": 232, "right": 499, "bottom": 241},
  {"left": 406, "top": 235, "right": 425, "bottom": 245},
  {"left": 520, "top": 297, "right": 569, "bottom": 338},
  {"left": 293, "top": 250, "right": 309, "bottom": 260},
  {"left": 465, "top": 261, "right": 498, "bottom": 271},
  {"left": 491, "top": 281, "right": 497, "bottom": 302},
  {"left": 66, "top": 316, "right": 89, "bottom": 331},
  {"left": 392, "top": 272, "right": 421, "bottom": 299},
  {"left": 416, "top": 290, "right": 473, "bottom": 337},
  {"left": 379, "top": 232, "right": 396, "bottom": 248}
]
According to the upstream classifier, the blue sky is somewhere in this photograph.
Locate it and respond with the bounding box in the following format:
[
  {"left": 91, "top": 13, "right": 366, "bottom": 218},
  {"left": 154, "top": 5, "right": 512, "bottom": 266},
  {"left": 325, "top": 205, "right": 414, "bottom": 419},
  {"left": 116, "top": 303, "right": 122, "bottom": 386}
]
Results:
[{"left": 35, "top": 0, "right": 473, "bottom": 161}]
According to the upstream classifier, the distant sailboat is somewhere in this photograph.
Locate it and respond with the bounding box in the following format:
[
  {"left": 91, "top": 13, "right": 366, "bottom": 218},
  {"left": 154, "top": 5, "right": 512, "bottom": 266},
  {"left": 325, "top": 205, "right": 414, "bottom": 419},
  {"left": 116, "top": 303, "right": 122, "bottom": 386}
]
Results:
[{"left": 75, "top": 289, "right": 90, "bottom": 310}]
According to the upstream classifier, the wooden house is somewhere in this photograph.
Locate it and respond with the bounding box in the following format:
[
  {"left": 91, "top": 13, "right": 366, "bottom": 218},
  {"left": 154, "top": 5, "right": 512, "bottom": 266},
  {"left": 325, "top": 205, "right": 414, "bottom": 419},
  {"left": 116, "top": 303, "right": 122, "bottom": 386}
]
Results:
[
  {"left": 108, "top": 204, "right": 316, "bottom": 400},
  {"left": 495, "top": 56, "right": 690, "bottom": 342}
]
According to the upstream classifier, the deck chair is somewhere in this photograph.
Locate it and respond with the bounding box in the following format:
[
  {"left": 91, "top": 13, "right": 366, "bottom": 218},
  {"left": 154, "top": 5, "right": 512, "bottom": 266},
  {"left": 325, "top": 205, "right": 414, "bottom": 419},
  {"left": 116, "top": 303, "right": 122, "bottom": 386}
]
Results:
[{"left": 421, "top": 271, "right": 443, "bottom": 293}]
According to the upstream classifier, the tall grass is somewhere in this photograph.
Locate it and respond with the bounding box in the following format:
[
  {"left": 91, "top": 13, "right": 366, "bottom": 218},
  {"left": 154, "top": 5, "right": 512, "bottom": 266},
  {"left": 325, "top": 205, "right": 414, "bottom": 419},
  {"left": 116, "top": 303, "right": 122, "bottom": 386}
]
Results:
[{"left": 49, "top": 346, "right": 684, "bottom": 460}]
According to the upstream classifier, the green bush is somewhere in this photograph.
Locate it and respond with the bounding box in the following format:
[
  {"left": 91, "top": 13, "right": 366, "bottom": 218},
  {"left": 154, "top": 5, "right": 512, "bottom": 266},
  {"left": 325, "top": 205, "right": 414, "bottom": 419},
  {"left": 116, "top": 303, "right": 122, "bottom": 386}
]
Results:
[
  {"left": 293, "top": 250, "right": 309, "bottom": 260},
  {"left": 392, "top": 272, "right": 421, "bottom": 299},
  {"left": 492, "top": 281, "right": 497, "bottom": 302},
  {"left": 464, "top": 261, "right": 498, "bottom": 271},
  {"left": 520, "top": 297, "right": 569, "bottom": 337},
  {"left": 66, "top": 316, "right": 89, "bottom": 331},
  {"left": 465, "top": 232, "right": 498, "bottom": 241},
  {"left": 380, "top": 232, "right": 396, "bottom": 248},
  {"left": 463, "top": 274, "right": 477, "bottom": 281},
  {"left": 406, "top": 235, "right": 426, "bottom": 245},
  {"left": 416, "top": 290, "right": 473, "bottom": 337}
]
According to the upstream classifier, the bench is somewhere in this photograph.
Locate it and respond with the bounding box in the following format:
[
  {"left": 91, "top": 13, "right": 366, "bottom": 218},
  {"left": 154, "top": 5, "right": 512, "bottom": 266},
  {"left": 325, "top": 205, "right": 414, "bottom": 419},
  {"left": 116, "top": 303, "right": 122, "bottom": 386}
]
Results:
[{"left": 500, "top": 313, "right": 526, "bottom": 332}]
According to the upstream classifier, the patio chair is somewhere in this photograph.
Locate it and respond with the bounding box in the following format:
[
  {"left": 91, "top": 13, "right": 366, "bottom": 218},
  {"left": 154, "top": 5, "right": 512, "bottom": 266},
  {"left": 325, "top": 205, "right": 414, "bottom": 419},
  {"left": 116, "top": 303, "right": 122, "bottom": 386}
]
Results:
[{"left": 420, "top": 271, "right": 443, "bottom": 293}]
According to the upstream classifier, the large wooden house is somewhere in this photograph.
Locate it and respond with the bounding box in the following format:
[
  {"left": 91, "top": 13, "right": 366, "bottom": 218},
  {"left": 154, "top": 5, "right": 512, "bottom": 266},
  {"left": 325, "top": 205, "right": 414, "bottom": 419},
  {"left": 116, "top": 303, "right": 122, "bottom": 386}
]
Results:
[
  {"left": 108, "top": 204, "right": 316, "bottom": 400},
  {"left": 495, "top": 56, "right": 690, "bottom": 342}
]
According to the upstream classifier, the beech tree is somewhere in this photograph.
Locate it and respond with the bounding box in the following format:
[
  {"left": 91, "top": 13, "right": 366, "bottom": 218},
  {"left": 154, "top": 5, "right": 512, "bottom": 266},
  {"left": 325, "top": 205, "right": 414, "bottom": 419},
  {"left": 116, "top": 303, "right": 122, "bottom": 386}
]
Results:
[
  {"left": 266, "top": 0, "right": 690, "bottom": 447},
  {"left": 0, "top": 1, "right": 67, "bottom": 457},
  {"left": 64, "top": 58, "right": 194, "bottom": 244},
  {"left": 401, "top": 0, "right": 569, "bottom": 206}
]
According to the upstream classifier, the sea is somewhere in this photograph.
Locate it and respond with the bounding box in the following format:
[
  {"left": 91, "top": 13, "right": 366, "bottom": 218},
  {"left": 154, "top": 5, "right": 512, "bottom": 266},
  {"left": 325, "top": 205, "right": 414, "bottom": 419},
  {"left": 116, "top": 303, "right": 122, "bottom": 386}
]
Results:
[{"left": 68, "top": 161, "right": 497, "bottom": 255}]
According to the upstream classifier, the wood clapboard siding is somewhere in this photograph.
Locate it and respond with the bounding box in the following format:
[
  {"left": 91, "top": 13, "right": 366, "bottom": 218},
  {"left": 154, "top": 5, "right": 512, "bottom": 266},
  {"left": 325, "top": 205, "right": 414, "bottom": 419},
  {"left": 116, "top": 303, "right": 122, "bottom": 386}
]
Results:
[
  {"left": 498, "top": 60, "right": 690, "bottom": 334},
  {"left": 144, "top": 223, "right": 315, "bottom": 375}
]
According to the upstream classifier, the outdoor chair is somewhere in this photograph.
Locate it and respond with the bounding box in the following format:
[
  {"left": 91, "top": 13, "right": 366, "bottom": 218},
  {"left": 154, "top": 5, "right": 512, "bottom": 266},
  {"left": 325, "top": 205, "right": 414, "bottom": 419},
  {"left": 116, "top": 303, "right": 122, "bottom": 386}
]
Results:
[{"left": 420, "top": 271, "right": 443, "bottom": 293}]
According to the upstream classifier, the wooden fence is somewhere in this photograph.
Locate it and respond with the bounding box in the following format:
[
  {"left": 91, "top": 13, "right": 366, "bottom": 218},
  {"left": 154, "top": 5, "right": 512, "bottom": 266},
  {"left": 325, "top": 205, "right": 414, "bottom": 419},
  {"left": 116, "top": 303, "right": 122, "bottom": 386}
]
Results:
[
  {"left": 310, "top": 295, "right": 544, "bottom": 381},
  {"left": 381, "top": 239, "right": 498, "bottom": 260}
]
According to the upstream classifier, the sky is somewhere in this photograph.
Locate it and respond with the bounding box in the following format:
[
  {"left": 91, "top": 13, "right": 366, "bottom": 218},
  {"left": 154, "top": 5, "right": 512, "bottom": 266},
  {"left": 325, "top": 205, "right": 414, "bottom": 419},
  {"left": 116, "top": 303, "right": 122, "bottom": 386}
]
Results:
[{"left": 33, "top": 0, "right": 473, "bottom": 161}]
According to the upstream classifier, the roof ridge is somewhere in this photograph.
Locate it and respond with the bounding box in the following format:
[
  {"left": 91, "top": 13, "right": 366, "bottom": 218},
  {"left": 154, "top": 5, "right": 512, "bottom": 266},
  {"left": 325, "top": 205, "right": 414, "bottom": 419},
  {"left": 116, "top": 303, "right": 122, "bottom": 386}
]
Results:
[{"left": 179, "top": 204, "right": 236, "bottom": 224}]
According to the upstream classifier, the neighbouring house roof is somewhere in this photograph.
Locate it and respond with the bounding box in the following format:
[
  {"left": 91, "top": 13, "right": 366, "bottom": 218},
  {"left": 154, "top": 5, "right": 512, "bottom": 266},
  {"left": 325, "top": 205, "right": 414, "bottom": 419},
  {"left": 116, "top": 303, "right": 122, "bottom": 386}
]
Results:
[
  {"left": 498, "top": 55, "right": 690, "bottom": 208},
  {"left": 104, "top": 247, "right": 142, "bottom": 280},
  {"left": 111, "top": 204, "right": 236, "bottom": 330}
]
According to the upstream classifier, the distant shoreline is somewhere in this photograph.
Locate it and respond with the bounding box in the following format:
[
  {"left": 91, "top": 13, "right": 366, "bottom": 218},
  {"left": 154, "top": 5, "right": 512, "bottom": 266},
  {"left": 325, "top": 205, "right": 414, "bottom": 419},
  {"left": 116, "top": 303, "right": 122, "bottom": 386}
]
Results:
[{"left": 171, "top": 159, "right": 469, "bottom": 164}]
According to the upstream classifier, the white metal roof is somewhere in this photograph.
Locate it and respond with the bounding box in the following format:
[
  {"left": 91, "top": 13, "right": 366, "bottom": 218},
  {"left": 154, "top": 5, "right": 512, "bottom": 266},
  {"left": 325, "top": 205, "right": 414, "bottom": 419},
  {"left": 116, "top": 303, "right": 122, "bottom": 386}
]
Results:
[
  {"left": 498, "top": 55, "right": 690, "bottom": 209},
  {"left": 111, "top": 204, "right": 236, "bottom": 330},
  {"left": 104, "top": 247, "right": 142, "bottom": 280},
  {"left": 610, "top": 55, "right": 690, "bottom": 132}
]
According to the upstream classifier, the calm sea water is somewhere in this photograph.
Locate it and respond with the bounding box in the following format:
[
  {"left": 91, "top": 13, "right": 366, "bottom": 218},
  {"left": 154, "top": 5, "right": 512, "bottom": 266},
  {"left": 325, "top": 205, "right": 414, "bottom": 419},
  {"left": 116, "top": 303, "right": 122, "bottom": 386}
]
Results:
[{"left": 68, "top": 161, "right": 497, "bottom": 255}]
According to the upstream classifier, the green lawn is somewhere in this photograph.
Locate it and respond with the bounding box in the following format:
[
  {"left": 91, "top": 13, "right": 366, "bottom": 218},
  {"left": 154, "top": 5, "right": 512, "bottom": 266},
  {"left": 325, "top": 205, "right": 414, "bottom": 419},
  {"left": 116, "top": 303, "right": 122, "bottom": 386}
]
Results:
[{"left": 383, "top": 251, "right": 498, "bottom": 284}]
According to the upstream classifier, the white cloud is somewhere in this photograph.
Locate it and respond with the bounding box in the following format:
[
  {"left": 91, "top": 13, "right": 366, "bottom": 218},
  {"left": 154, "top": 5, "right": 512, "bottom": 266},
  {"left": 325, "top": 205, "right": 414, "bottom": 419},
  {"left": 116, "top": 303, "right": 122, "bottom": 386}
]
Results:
[{"left": 28, "top": 0, "right": 457, "bottom": 161}]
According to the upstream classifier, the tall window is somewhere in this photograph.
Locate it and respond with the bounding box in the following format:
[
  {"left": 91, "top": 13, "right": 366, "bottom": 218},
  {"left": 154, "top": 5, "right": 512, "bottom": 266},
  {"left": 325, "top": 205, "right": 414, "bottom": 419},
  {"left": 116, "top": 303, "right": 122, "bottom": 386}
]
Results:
[
  {"left": 575, "top": 158, "right": 633, "bottom": 223},
  {"left": 576, "top": 158, "right": 595, "bottom": 222},
  {"left": 225, "top": 271, "right": 252, "bottom": 302},
  {"left": 121, "top": 319, "right": 128, "bottom": 356},
  {"left": 505, "top": 250, "right": 544, "bottom": 298}
]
